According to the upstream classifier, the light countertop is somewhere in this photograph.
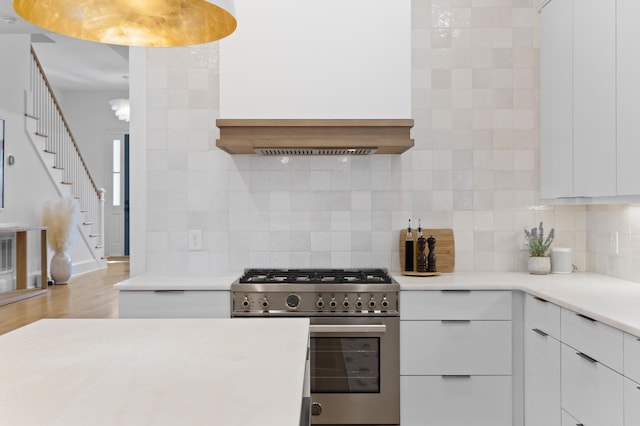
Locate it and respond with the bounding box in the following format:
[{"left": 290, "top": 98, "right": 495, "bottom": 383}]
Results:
[
  {"left": 0, "top": 318, "right": 309, "bottom": 426},
  {"left": 113, "top": 274, "right": 240, "bottom": 291},
  {"left": 395, "top": 272, "right": 640, "bottom": 337},
  {"left": 114, "top": 271, "right": 640, "bottom": 337}
]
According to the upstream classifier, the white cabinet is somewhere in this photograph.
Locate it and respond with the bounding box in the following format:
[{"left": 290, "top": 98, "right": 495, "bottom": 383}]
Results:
[
  {"left": 561, "top": 343, "right": 623, "bottom": 426},
  {"left": 624, "top": 332, "right": 640, "bottom": 383},
  {"left": 540, "top": 0, "right": 639, "bottom": 200},
  {"left": 561, "top": 409, "right": 580, "bottom": 426},
  {"left": 561, "top": 308, "right": 623, "bottom": 373},
  {"left": 401, "top": 375, "right": 512, "bottom": 426},
  {"left": 539, "top": 0, "right": 574, "bottom": 199},
  {"left": 402, "top": 320, "right": 512, "bottom": 375},
  {"left": 524, "top": 295, "right": 561, "bottom": 426},
  {"left": 119, "top": 290, "right": 230, "bottom": 318},
  {"left": 624, "top": 377, "right": 640, "bottom": 426},
  {"left": 572, "top": 0, "right": 616, "bottom": 197},
  {"left": 616, "top": 0, "right": 640, "bottom": 196},
  {"left": 400, "top": 290, "right": 512, "bottom": 426},
  {"left": 400, "top": 290, "right": 512, "bottom": 320}
]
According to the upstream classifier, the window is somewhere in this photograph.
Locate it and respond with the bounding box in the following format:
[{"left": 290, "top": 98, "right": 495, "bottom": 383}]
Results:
[{"left": 112, "top": 139, "right": 121, "bottom": 207}]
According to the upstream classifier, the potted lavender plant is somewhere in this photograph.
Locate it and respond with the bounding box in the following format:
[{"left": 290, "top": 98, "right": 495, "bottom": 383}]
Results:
[{"left": 524, "top": 222, "right": 554, "bottom": 274}]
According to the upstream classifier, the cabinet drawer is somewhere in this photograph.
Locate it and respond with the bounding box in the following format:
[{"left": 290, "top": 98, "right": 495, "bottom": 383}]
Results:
[
  {"left": 119, "top": 290, "right": 230, "bottom": 318},
  {"left": 561, "top": 409, "right": 581, "bottom": 426},
  {"left": 524, "top": 293, "right": 561, "bottom": 339},
  {"left": 561, "top": 343, "right": 623, "bottom": 426},
  {"left": 624, "top": 377, "right": 640, "bottom": 426},
  {"left": 624, "top": 332, "right": 640, "bottom": 384},
  {"left": 401, "top": 320, "right": 512, "bottom": 375},
  {"left": 524, "top": 326, "right": 561, "bottom": 426},
  {"left": 561, "top": 308, "right": 623, "bottom": 372},
  {"left": 401, "top": 375, "right": 512, "bottom": 426},
  {"left": 400, "top": 291, "right": 512, "bottom": 320}
]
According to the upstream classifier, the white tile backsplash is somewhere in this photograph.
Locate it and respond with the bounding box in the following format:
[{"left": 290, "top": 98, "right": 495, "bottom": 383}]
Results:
[{"left": 141, "top": 1, "right": 601, "bottom": 276}]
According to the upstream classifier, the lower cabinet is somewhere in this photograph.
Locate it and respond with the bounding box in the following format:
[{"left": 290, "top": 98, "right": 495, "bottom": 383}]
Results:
[
  {"left": 624, "top": 377, "right": 640, "bottom": 426},
  {"left": 524, "top": 326, "right": 561, "bottom": 426},
  {"left": 400, "top": 290, "right": 512, "bottom": 425},
  {"left": 401, "top": 375, "right": 512, "bottom": 426},
  {"left": 119, "top": 290, "right": 230, "bottom": 318},
  {"left": 561, "top": 342, "right": 623, "bottom": 426},
  {"left": 561, "top": 409, "right": 581, "bottom": 426}
]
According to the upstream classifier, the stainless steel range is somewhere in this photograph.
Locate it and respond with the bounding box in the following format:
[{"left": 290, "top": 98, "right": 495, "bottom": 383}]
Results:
[{"left": 231, "top": 268, "right": 400, "bottom": 426}]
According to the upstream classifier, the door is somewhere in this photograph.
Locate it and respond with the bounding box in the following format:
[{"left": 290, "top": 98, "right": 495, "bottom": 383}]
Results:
[{"left": 105, "top": 133, "right": 129, "bottom": 256}]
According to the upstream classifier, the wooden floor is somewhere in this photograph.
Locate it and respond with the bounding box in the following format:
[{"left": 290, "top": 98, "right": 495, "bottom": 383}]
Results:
[{"left": 0, "top": 258, "right": 129, "bottom": 336}]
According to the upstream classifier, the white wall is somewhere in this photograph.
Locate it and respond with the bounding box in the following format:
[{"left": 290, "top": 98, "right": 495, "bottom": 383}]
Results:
[{"left": 130, "top": 0, "right": 593, "bottom": 277}]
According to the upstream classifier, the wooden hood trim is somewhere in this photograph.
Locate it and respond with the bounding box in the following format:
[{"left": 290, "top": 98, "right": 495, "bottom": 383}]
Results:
[{"left": 216, "top": 119, "right": 414, "bottom": 155}]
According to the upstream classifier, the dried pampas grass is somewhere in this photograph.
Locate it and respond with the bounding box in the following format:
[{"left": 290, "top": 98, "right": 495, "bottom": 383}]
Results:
[{"left": 41, "top": 197, "right": 79, "bottom": 252}]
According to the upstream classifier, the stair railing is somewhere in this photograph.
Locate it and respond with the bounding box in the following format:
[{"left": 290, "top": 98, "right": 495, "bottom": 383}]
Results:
[{"left": 28, "top": 47, "right": 105, "bottom": 249}]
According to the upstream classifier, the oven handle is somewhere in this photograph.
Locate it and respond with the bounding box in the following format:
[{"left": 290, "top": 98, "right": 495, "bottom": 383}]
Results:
[{"left": 309, "top": 324, "right": 387, "bottom": 334}]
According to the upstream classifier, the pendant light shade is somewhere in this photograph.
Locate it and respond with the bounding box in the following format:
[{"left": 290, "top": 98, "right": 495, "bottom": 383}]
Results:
[{"left": 13, "top": 0, "right": 237, "bottom": 47}]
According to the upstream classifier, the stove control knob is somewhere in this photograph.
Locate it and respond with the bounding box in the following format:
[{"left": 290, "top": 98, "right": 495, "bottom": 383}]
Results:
[
  {"left": 261, "top": 297, "right": 269, "bottom": 309},
  {"left": 381, "top": 297, "right": 390, "bottom": 309},
  {"left": 355, "top": 297, "right": 363, "bottom": 309},
  {"left": 241, "top": 297, "right": 250, "bottom": 310},
  {"left": 328, "top": 298, "right": 337, "bottom": 309},
  {"left": 343, "top": 297, "right": 350, "bottom": 309},
  {"left": 368, "top": 297, "right": 377, "bottom": 309},
  {"left": 316, "top": 297, "right": 325, "bottom": 309},
  {"left": 286, "top": 294, "right": 300, "bottom": 310},
  {"left": 311, "top": 402, "right": 323, "bottom": 417}
]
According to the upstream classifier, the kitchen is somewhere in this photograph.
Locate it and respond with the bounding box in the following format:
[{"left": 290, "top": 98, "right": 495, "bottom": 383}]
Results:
[{"left": 2, "top": 0, "right": 640, "bottom": 425}]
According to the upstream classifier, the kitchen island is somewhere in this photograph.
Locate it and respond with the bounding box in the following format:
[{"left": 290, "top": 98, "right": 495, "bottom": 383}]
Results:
[{"left": 0, "top": 318, "right": 309, "bottom": 426}]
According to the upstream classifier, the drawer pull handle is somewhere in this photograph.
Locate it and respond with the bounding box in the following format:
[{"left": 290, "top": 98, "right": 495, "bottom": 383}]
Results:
[
  {"left": 533, "top": 296, "right": 548, "bottom": 303},
  {"left": 441, "top": 375, "right": 471, "bottom": 379},
  {"left": 154, "top": 290, "right": 185, "bottom": 294},
  {"left": 576, "top": 313, "right": 596, "bottom": 322},
  {"left": 441, "top": 320, "right": 471, "bottom": 324},
  {"left": 576, "top": 352, "right": 598, "bottom": 364},
  {"left": 532, "top": 328, "right": 548, "bottom": 337},
  {"left": 441, "top": 290, "right": 471, "bottom": 293}
]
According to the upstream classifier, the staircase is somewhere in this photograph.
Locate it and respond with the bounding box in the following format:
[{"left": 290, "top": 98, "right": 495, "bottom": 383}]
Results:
[{"left": 23, "top": 47, "right": 106, "bottom": 270}]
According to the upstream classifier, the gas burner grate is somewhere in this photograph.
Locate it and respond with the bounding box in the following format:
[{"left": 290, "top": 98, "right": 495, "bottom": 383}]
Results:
[{"left": 238, "top": 268, "right": 393, "bottom": 284}]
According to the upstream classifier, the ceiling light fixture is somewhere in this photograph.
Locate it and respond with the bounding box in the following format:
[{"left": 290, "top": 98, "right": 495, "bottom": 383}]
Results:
[
  {"left": 109, "top": 99, "right": 130, "bottom": 122},
  {"left": 13, "top": 0, "right": 237, "bottom": 47}
]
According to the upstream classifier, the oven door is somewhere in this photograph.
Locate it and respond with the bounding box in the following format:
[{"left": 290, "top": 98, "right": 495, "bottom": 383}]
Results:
[{"left": 309, "top": 316, "right": 399, "bottom": 425}]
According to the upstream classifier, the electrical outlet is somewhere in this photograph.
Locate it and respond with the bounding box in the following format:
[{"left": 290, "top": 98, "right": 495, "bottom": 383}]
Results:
[
  {"left": 189, "top": 230, "right": 203, "bottom": 251},
  {"left": 610, "top": 231, "right": 619, "bottom": 255}
]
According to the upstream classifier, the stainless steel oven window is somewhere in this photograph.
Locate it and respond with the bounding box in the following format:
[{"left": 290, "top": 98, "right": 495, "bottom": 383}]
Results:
[{"left": 310, "top": 337, "right": 380, "bottom": 393}]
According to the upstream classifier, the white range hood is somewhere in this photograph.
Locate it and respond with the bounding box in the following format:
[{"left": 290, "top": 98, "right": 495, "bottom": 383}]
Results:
[{"left": 217, "top": 0, "right": 412, "bottom": 155}]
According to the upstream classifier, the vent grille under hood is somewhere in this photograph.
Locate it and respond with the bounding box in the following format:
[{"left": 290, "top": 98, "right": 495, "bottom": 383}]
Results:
[
  {"left": 255, "top": 148, "right": 377, "bottom": 156},
  {"left": 216, "top": 119, "right": 414, "bottom": 155}
]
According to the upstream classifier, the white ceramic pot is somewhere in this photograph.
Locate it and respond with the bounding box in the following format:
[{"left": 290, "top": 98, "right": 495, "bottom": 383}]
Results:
[
  {"left": 528, "top": 256, "right": 551, "bottom": 275},
  {"left": 50, "top": 251, "right": 72, "bottom": 284}
]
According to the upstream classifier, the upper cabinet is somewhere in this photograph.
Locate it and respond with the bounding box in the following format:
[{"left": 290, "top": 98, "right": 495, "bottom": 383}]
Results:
[
  {"left": 539, "top": 0, "right": 574, "bottom": 199},
  {"left": 540, "top": 0, "right": 640, "bottom": 202},
  {"left": 616, "top": 0, "right": 640, "bottom": 196}
]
